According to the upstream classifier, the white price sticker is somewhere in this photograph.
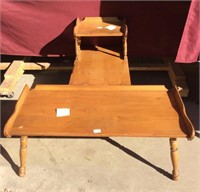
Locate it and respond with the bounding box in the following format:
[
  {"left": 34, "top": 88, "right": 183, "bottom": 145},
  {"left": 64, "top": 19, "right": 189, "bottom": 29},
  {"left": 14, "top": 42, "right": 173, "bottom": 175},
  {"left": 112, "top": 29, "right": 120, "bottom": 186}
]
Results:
[
  {"left": 93, "top": 129, "right": 102, "bottom": 134},
  {"left": 56, "top": 108, "right": 70, "bottom": 117},
  {"left": 105, "top": 25, "right": 116, "bottom": 30}
]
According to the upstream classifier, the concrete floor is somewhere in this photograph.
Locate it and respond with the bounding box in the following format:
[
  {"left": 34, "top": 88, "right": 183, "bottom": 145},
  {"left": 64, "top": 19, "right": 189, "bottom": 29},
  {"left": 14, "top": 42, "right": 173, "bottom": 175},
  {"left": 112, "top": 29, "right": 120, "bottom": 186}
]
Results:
[{"left": 0, "top": 62, "right": 199, "bottom": 192}]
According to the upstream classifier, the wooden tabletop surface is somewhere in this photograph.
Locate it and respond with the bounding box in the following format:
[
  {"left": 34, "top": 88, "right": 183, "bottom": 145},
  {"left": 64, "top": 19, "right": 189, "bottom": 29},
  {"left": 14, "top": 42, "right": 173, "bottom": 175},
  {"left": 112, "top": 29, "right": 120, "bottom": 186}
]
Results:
[{"left": 4, "top": 85, "right": 194, "bottom": 139}]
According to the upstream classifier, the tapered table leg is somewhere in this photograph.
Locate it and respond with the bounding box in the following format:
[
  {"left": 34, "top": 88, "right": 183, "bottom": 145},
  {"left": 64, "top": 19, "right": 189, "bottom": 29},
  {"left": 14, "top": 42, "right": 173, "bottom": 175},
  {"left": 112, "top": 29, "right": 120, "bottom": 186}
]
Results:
[
  {"left": 19, "top": 136, "right": 28, "bottom": 177},
  {"left": 169, "top": 138, "right": 179, "bottom": 181}
]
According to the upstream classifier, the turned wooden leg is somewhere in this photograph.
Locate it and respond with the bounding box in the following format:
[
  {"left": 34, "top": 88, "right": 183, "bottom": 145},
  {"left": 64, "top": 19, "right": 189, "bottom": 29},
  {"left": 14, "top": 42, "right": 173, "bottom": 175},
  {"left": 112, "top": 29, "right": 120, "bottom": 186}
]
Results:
[
  {"left": 19, "top": 136, "right": 28, "bottom": 177},
  {"left": 169, "top": 138, "right": 179, "bottom": 181}
]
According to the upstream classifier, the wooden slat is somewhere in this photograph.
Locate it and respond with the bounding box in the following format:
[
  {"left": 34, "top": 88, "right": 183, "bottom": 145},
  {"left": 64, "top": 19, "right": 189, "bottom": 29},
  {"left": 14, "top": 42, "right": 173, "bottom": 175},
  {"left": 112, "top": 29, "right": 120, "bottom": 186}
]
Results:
[
  {"left": 0, "top": 62, "right": 73, "bottom": 71},
  {"left": 130, "top": 62, "right": 168, "bottom": 71},
  {"left": 164, "top": 58, "right": 189, "bottom": 97},
  {"left": 0, "top": 78, "right": 16, "bottom": 96},
  {"left": 4, "top": 60, "right": 24, "bottom": 79},
  {"left": 0, "top": 61, "right": 169, "bottom": 71},
  {"left": 164, "top": 58, "right": 185, "bottom": 79},
  {"left": 0, "top": 62, "right": 11, "bottom": 70},
  {"left": 175, "top": 80, "right": 189, "bottom": 97},
  {"left": 0, "top": 78, "right": 17, "bottom": 90},
  {"left": 168, "top": 63, "right": 189, "bottom": 97},
  {"left": 170, "top": 63, "right": 185, "bottom": 80},
  {"left": 34, "top": 85, "right": 167, "bottom": 92},
  {"left": 22, "top": 62, "right": 50, "bottom": 70},
  {"left": 0, "top": 60, "right": 24, "bottom": 97},
  {"left": 168, "top": 62, "right": 185, "bottom": 81}
]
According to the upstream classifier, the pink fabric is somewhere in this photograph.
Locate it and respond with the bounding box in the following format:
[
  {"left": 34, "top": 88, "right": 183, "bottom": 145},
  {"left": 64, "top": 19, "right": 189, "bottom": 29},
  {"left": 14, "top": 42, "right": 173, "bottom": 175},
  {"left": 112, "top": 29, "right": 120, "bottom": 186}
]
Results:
[
  {"left": 1, "top": 1, "right": 100, "bottom": 56},
  {"left": 175, "top": 0, "right": 200, "bottom": 63},
  {"left": 1, "top": 1, "right": 191, "bottom": 57}
]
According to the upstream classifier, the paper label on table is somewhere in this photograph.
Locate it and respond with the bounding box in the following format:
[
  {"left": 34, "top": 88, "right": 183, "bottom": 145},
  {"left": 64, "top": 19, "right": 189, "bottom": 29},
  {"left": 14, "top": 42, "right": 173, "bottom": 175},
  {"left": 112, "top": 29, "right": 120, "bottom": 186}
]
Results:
[
  {"left": 56, "top": 108, "right": 70, "bottom": 117},
  {"left": 105, "top": 25, "right": 116, "bottom": 30},
  {"left": 97, "top": 26, "right": 103, "bottom": 29},
  {"left": 93, "top": 129, "right": 102, "bottom": 134}
]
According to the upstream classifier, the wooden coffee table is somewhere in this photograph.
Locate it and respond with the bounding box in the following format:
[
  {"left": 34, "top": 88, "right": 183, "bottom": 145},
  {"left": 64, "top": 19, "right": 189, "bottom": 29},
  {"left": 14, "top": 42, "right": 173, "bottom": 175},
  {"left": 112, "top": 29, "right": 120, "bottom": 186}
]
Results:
[
  {"left": 4, "top": 85, "right": 194, "bottom": 179},
  {"left": 3, "top": 17, "right": 195, "bottom": 180}
]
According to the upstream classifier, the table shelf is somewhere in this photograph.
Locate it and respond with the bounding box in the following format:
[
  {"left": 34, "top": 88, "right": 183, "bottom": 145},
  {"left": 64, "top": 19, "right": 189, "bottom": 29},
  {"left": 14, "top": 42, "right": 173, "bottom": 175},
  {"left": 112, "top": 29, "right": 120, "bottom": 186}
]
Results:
[{"left": 74, "top": 17, "right": 126, "bottom": 37}]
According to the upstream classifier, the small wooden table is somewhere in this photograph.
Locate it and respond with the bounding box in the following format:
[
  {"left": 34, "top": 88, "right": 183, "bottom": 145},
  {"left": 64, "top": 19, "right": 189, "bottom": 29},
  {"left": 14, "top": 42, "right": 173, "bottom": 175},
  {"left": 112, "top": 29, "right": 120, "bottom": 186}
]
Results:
[
  {"left": 3, "top": 17, "right": 195, "bottom": 180},
  {"left": 4, "top": 85, "right": 195, "bottom": 179}
]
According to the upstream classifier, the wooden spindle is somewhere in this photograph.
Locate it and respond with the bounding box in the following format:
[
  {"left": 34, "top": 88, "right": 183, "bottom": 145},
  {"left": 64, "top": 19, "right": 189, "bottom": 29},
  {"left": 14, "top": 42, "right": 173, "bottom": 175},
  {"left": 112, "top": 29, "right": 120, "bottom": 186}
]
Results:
[
  {"left": 19, "top": 136, "right": 28, "bottom": 177},
  {"left": 169, "top": 138, "right": 179, "bottom": 180}
]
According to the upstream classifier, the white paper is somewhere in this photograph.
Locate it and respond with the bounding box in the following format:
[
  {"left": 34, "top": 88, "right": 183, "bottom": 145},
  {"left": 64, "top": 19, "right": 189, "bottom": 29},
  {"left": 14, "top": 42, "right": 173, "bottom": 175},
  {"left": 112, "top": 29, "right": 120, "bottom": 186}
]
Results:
[
  {"left": 56, "top": 108, "right": 70, "bottom": 117},
  {"left": 97, "top": 26, "right": 103, "bottom": 29},
  {"left": 105, "top": 25, "right": 116, "bottom": 30},
  {"left": 93, "top": 129, "right": 102, "bottom": 134}
]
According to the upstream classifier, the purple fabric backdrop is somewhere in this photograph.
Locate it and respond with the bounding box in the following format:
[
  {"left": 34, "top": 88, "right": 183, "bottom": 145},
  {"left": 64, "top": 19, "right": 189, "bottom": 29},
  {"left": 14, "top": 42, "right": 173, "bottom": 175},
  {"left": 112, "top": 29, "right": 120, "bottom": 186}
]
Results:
[
  {"left": 175, "top": 0, "right": 200, "bottom": 63},
  {"left": 1, "top": 1, "right": 192, "bottom": 58},
  {"left": 1, "top": 1, "right": 100, "bottom": 56}
]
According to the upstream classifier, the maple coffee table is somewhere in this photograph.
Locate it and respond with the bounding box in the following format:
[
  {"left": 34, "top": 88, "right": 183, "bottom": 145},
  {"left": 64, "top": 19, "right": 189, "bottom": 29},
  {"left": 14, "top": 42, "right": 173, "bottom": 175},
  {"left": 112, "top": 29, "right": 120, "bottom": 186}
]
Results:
[
  {"left": 3, "top": 17, "right": 195, "bottom": 180},
  {"left": 4, "top": 85, "right": 194, "bottom": 179}
]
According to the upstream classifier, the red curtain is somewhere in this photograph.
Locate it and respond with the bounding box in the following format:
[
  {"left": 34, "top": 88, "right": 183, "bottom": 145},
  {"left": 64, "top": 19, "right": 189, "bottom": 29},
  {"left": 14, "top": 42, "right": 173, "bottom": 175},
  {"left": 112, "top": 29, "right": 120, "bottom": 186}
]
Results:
[
  {"left": 1, "top": 1, "right": 193, "bottom": 58},
  {"left": 0, "top": 1, "right": 101, "bottom": 56},
  {"left": 175, "top": 0, "right": 200, "bottom": 63}
]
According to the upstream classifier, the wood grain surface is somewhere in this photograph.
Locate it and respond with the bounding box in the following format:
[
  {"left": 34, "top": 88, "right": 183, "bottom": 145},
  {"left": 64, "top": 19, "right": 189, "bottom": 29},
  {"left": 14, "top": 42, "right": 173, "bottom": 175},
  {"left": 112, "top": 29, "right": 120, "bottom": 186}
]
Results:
[{"left": 4, "top": 85, "right": 194, "bottom": 138}]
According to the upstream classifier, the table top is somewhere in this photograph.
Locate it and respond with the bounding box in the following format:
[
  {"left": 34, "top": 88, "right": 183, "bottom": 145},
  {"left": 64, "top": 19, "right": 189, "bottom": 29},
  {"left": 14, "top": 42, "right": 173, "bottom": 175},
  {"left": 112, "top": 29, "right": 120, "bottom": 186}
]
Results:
[
  {"left": 4, "top": 85, "right": 195, "bottom": 139},
  {"left": 74, "top": 17, "right": 126, "bottom": 37}
]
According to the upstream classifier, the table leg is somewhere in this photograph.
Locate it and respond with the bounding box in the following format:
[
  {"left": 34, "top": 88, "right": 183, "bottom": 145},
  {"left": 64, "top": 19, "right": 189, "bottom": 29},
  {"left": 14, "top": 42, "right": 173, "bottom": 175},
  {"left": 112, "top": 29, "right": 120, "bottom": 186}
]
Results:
[
  {"left": 19, "top": 136, "right": 28, "bottom": 177},
  {"left": 169, "top": 138, "right": 179, "bottom": 181}
]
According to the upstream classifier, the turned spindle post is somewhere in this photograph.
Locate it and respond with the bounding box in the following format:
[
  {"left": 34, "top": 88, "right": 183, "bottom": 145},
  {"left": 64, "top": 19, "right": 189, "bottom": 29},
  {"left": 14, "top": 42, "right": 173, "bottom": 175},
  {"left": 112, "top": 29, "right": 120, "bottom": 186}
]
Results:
[
  {"left": 169, "top": 138, "right": 179, "bottom": 181},
  {"left": 19, "top": 136, "right": 28, "bottom": 177},
  {"left": 122, "top": 22, "right": 128, "bottom": 60},
  {"left": 123, "top": 36, "right": 127, "bottom": 60},
  {"left": 75, "top": 36, "right": 81, "bottom": 60}
]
